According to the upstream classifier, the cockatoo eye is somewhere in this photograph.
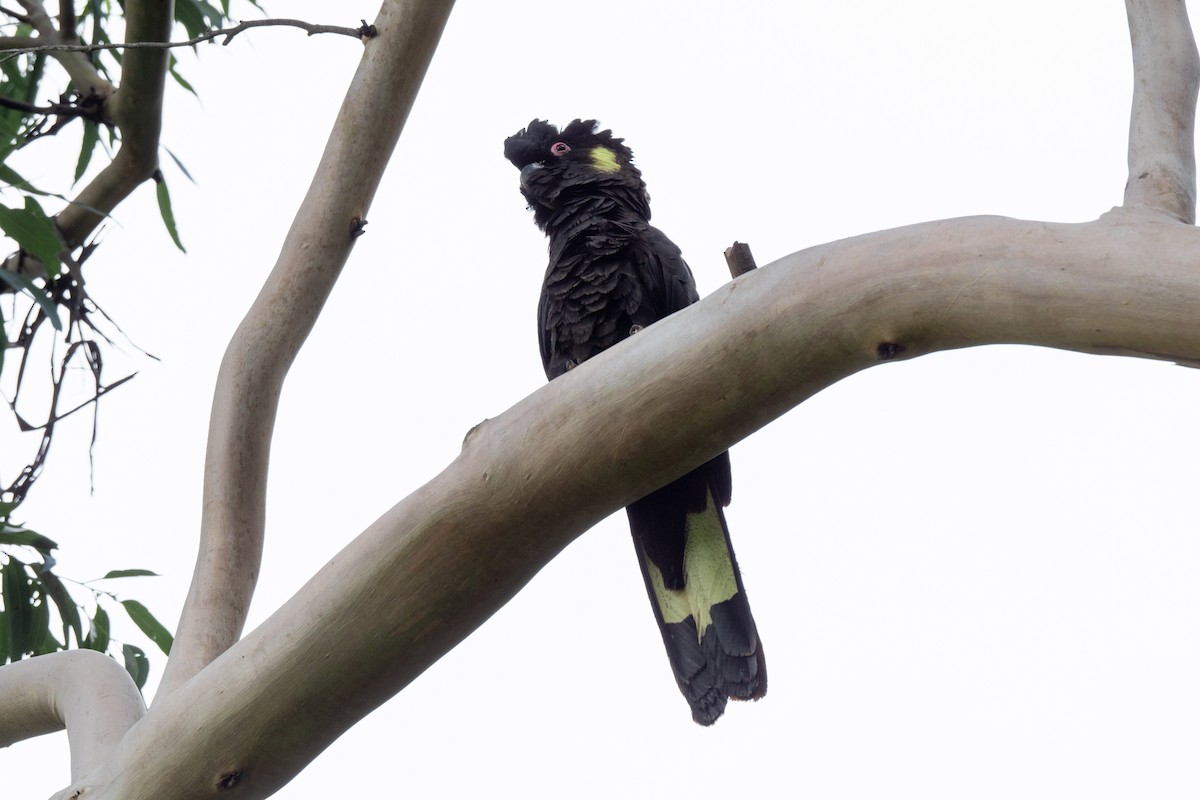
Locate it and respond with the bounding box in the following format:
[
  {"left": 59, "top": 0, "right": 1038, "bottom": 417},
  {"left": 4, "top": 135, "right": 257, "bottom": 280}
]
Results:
[{"left": 550, "top": 141, "right": 571, "bottom": 157}]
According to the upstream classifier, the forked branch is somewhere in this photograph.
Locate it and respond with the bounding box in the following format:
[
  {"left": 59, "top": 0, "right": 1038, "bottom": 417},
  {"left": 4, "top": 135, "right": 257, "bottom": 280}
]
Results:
[{"left": 154, "top": 0, "right": 457, "bottom": 702}]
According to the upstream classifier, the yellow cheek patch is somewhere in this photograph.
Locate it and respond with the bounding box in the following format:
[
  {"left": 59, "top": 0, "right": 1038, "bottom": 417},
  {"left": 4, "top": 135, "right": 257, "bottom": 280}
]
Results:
[{"left": 589, "top": 146, "right": 621, "bottom": 173}]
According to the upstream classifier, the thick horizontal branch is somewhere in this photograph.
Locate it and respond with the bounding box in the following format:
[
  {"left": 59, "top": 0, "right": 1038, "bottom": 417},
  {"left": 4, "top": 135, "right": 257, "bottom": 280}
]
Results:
[{"left": 85, "top": 209, "right": 1200, "bottom": 800}]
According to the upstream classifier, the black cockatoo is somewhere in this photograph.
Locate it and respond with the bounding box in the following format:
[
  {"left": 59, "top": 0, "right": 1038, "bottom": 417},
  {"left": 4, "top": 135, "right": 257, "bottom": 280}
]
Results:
[{"left": 503, "top": 119, "right": 766, "bottom": 725}]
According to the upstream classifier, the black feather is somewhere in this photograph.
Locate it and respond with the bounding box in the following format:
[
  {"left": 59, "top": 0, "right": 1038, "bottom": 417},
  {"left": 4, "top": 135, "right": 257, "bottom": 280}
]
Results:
[{"left": 506, "top": 118, "right": 765, "bottom": 725}]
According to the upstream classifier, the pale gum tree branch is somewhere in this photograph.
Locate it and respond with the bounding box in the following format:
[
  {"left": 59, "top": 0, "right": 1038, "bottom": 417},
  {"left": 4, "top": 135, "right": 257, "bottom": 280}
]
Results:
[
  {"left": 2, "top": 0, "right": 1199, "bottom": 798},
  {"left": 154, "top": 0, "right": 457, "bottom": 702},
  {"left": 15, "top": 0, "right": 110, "bottom": 97},
  {"left": 0, "top": 650, "right": 144, "bottom": 781},
  {"left": 53, "top": 0, "right": 173, "bottom": 248},
  {"left": 38, "top": 211, "right": 1200, "bottom": 800},
  {"left": 1125, "top": 0, "right": 1199, "bottom": 221},
  {"left": 0, "top": 0, "right": 169, "bottom": 282}
]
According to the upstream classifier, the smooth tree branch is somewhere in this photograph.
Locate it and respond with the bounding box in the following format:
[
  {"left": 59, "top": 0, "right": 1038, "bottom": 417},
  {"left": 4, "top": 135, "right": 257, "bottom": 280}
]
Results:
[
  {"left": 154, "top": 0, "right": 457, "bottom": 702},
  {"left": 0, "top": 650, "right": 144, "bottom": 782},
  {"left": 1, "top": 0, "right": 172, "bottom": 283},
  {"left": 1125, "top": 0, "right": 1199, "bottom": 221},
  {"left": 53, "top": 0, "right": 175, "bottom": 248},
  {"left": 14, "top": 0, "right": 109, "bottom": 98},
  {"left": 43, "top": 209, "right": 1200, "bottom": 800}
]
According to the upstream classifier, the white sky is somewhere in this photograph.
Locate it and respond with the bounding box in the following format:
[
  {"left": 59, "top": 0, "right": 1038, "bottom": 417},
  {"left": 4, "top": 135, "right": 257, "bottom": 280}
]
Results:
[{"left": 5, "top": 1, "right": 1200, "bottom": 797}]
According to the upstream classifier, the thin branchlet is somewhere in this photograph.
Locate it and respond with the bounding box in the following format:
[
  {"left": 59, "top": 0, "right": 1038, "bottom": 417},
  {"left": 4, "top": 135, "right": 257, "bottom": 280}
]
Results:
[{"left": 0, "top": 17, "right": 378, "bottom": 64}]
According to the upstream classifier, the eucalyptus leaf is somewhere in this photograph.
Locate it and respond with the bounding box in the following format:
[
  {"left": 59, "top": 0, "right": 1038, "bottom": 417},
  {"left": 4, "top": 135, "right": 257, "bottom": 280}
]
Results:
[
  {"left": 83, "top": 606, "right": 111, "bottom": 653},
  {"left": 28, "top": 587, "right": 56, "bottom": 655},
  {"left": 1, "top": 558, "right": 31, "bottom": 660},
  {"left": 0, "top": 268, "right": 62, "bottom": 331},
  {"left": 0, "top": 164, "right": 62, "bottom": 198},
  {"left": 98, "top": 568, "right": 160, "bottom": 580},
  {"left": 154, "top": 175, "right": 185, "bottom": 252},
  {"left": 40, "top": 569, "right": 83, "bottom": 648},
  {"left": 0, "top": 199, "right": 63, "bottom": 277},
  {"left": 0, "top": 527, "right": 59, "bottom": 554},
  {"left": 121, "top": 599, "right": 173, "bottom": 655},
  {"left": 122, "top": 643, "right": 149, "bottom": 689},
  {"left": 163, "top": 146, "right": 196, "bottom": 184},
  {"left": 74, "top": 120, "right": 100, "bottom": 184}
]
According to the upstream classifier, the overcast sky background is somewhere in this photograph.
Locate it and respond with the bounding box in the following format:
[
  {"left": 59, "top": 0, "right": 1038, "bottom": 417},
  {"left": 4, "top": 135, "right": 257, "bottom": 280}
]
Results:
[{"left": 5, "top": 1, "right": 1200, "bottom": 797}]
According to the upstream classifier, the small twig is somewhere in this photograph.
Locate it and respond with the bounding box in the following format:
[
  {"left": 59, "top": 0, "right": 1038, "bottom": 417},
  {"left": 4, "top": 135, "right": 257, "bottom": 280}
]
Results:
[
  {"left": 0, "top": 17, "right": 377, "bottom": 58},
  {"left": 0, "top": 90, "right": 106, "bottom": 146},
  {"left": 723, "top": 241, "right": 758, "bottom": 278},
  {"left": 0, "top": 92, "right": 99, "bottom": 120},
  {"left": 0, "top": 94, "right": 49, "bottom": 114}
]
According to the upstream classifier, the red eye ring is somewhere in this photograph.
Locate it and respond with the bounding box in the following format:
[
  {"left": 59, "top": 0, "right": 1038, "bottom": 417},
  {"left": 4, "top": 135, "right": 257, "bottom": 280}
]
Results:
[{"left": 550, "top": 141, "right": 571, "bottom": 157}]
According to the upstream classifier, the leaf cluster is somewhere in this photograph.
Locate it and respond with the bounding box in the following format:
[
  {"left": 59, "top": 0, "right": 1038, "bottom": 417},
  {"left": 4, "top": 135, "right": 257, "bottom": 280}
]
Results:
[
  {"left": 0, "top": 514, "right": 172, "bottom": 688},
  {"left": 0, "top": 0, "right": 262, "bottom": 689}
]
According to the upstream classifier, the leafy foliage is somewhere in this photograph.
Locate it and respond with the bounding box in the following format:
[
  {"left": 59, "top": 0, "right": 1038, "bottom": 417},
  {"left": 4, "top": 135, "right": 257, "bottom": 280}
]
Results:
[
  {"left": 0, "top": 0, "right": 263, "bottom": 686},
  {"left": 0, "top": 517, "right": 171, "bottom": 688}
]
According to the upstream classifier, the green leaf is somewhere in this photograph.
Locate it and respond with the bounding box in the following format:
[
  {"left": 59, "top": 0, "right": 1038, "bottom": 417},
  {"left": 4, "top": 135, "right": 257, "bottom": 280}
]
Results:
[
  {"left": 0, "top": 51, "right": 41, "bottom": 147},
  {"left": 0, "top": 198, "right": 63, "bottom": 277},
  {"left": 0, "top": 114, "right": 19, "bottom": 165},
  {"left": 0, "top": 164, "right": 63, "bottom": 199},
  {"left": 173, "top": 0, "right": 209, "bottom": 40},
  {"left": 27, "top": 586, "right": 57, "bottom": 655},
  {"left": 154, "top": 174, "right": 185, "bottom": 252},
  {"left": 120, "top": 599, "right": 173, "bottom": 655},
  {"left": 98, "top": 568, "right": 160, "bottom": 580},
  {"left": 0, "top": 527, "right": 59, "bottom": 554},
  {"left": 83, "top": 606, "right": 110, "bottom": 653},
  {"left": 39, "top": 568, "right": 83, "bottom": 648},
  {"left": 121, "top": 643, "right": 149, "bottom": 689},
  {"left": 1, "top": 558, "right": 31, "bottom": 660},
  {"left": 193, "top": 0, "right": 226, "bottom": 27},
  {"left": 74, "top": 120, "right": 100, "bottom": 184},
  {"left": 168, "top": 56, "right": 197, "bottom": 97},
  {"left": 163, "top": 147, "right": 196, "bottom": 184},
  {"left": 0, "top": 269, "right": 62, "bottom": 331}
]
